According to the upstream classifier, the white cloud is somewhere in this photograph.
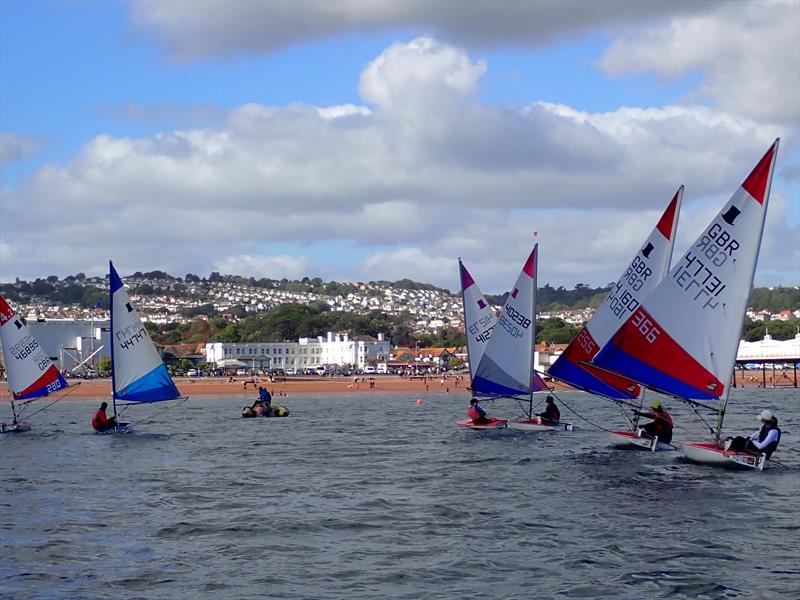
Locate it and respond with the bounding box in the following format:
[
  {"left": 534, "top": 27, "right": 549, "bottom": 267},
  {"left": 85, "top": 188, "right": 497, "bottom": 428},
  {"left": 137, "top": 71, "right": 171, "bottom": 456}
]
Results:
[
  {"left": 1, "top": 37, "right": 796, "bottom": 288},
  {"left": 0, "top": 133, "right": 41, "bottom": 165},
  {"left": 130, "top": 0, "right": 722, "bottom": 61},
  {"left": 599, "top": 1, "right": 800, "bottom": 124}
]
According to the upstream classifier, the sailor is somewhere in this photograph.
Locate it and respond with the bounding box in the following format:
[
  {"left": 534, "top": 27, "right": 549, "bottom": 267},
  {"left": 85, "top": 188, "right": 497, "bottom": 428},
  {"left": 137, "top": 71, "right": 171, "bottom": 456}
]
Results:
[
  {"left": 635, "top": 400, "right": 673, "bottom": 444},
  {"left": 467, "top": 398, "right": 490, "bottom": 424},
  {"left": 91, "top": 401, "right": 117, "bottom": 432},
  {"left": 536, "top": 395, "right": 560, "bottom": 424},
  {"left": 726, "top": 410, "right": 781, "bottom": 458},
  {"left": 259, "top": 387, "right": 272, "bottom": 414}
]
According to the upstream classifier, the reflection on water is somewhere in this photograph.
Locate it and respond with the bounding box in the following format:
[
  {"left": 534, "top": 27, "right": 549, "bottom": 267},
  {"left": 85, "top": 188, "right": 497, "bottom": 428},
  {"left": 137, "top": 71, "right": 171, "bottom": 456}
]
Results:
[{"left": 1, "top": 389, "right": 798, "bottom": 599}]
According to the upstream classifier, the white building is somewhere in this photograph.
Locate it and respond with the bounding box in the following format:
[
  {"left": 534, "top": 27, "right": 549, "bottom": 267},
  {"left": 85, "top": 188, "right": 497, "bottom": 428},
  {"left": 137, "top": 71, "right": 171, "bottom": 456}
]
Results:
[
  {"left": 737, "top": 332, "right": 800, "bottom": 361},
  {"left": 205, "top": 331, "right": 391, "bottom": 372}
]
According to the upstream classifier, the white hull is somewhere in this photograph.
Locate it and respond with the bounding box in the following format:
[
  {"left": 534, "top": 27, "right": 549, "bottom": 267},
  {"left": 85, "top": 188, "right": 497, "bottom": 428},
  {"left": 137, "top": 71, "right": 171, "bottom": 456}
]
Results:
[
  {"left": 681, "top": 442, "right": 767, "bottom": 471},
  {"left": 608, "top": 430, "right": 672, "bottom": 452},
  {"left": 0, "top": 421, "right": 32, "bottom": 433},
  {"left": 509, "top": 420, "right": 573, "bottom": 432}
]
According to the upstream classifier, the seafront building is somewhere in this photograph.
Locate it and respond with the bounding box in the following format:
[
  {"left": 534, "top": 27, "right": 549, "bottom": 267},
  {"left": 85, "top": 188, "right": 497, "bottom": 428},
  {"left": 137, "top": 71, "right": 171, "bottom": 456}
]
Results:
[{"left": 205, "top": 332, "right": 390, "bottom": 372}]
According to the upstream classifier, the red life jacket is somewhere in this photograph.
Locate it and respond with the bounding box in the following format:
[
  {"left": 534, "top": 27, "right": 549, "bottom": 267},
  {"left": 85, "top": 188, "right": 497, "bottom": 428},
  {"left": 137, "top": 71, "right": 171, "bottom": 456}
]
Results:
[
  {"left": 654, "top": 410, "right": 673, "bottom": 432},
  {"left": 467, "top": 405, "right": 481, "bottom": 420},
  {"left": 92, "top": 409, "right": 110, "bottom": 430}
]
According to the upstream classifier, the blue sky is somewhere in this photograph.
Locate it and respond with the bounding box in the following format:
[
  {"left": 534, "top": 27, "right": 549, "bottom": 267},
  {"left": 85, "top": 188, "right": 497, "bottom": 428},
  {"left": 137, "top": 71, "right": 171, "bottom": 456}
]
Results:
[{"left": 1, "top": 0, "right": 798, "bottom": 291}]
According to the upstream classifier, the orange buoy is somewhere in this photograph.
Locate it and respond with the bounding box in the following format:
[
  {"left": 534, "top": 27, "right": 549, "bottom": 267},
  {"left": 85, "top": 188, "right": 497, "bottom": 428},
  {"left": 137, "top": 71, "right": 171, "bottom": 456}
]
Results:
[{"left": 416, "top": 398, "right": 424, "bottom": 405}]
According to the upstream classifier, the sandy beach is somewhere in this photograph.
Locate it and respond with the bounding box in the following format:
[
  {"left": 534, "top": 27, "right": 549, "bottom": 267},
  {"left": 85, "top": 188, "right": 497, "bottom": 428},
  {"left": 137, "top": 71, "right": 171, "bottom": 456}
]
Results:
[
  {"left": 2, "top": 370, "right": 793, "bottom": 401},
  {"left": 0, "top": 376, "right": 485, "bottom": 401}
]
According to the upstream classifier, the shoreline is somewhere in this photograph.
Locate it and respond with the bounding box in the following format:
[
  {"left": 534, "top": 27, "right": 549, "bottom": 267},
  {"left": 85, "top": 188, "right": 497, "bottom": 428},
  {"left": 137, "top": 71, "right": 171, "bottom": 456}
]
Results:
[{"left": 1, "top": 371, "right": 794, "bottom": 402}]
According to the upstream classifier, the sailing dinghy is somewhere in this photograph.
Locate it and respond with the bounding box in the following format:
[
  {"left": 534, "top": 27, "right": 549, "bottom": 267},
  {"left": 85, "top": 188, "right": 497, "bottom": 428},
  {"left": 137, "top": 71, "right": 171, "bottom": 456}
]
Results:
[
  {"left": 593, "top": 140, "right": 780, "bottom": 469},
  {"left": 455, "top": 259, "right": 507, "bottom": 429},
  {"left": 462, "top": 245, "right": 568, "bottom": 431},
  {"left": 107, "top": 261, "right": 185, "bottom": 433},
  {"left": 0, "top": 294, "right": 70, "bottom": 433},
  {"left": 548, "top": 188, "right": 683, "bottom": 451}
]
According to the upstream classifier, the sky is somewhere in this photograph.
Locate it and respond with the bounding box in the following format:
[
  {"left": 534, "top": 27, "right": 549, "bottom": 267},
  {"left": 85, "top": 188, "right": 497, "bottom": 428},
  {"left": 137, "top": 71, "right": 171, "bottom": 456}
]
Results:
[{"left": 1, "top": 0, "right": 798, "bottom": 293}]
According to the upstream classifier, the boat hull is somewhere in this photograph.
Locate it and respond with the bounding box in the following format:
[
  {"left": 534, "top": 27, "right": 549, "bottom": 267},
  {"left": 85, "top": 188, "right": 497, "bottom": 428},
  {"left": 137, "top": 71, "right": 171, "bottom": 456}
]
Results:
[
  {"left": 509, "top": 420, "right": 574, "bottom": 432},
  {"left": 94, "top": 422, "right": 133, "bottom": 434},
  {"left": 0, "top": 421, "right": 32, "bottom": 433},
  {"left": 608, "top": 430, "right": 672, "bottom": 452},
  {"left": 681, "top": 442, "right": 767, "bottom": 471},
  {"left": 455, "top": 418, "right": 508, "bottom": 430}
]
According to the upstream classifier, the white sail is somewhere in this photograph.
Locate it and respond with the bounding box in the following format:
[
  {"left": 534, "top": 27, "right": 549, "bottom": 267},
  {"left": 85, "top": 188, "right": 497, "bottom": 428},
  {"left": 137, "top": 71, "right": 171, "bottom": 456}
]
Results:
[
  {"left": 549, "top": 187, "right": 683, "bottom": 399},
  {"left": 473, "top": 244, "right": 541, "bottom": 396},
  {"left": 459, "top": 259, "right": 496, "bottom": 384},
  {"left": 593, "top": 140, "right": 780, "bottom": 401},
  {"left": 0, "top": 294, "right": 68, "bottom": 400},
  {"left": 110, "top": 261, "right": 181, "bottom": 402}
]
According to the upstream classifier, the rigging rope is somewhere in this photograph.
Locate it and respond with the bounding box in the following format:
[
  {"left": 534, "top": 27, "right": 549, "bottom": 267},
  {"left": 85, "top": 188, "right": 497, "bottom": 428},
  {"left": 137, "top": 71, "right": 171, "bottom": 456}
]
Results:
[
  {"left": 549, "top": 391, "right": 612, "bottom": 432},
  {"left": 18, "top": 384, "right": 82, "bottom": 421}
]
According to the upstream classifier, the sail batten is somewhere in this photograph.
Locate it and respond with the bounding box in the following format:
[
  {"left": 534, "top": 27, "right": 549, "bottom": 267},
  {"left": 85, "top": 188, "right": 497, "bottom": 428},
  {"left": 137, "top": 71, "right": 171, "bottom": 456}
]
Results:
[{"left": 110, "top": 261, "right": 181, "bottom": 403}]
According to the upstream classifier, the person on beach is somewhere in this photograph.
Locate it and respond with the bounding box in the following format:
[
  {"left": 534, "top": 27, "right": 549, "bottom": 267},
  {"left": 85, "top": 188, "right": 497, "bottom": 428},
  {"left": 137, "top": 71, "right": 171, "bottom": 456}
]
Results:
[
  {"left": 536, "top": 395, "right": 560, "bottom": 424},
  {"left": 725, "top": 410, "right": 781, "bottom": 458},
  {"left": 467, "top": 398, "right": 490, "bottom": 424},
  {"left": 91, "top": 401, "right": 117, "bottom": 432},
  {"left": 634, "top": 400, "right": 673, "bottom": 444}
]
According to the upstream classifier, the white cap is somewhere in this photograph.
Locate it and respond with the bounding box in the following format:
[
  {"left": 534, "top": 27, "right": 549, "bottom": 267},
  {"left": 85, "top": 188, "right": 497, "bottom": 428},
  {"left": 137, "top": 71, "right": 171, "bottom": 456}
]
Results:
[{"left": 758, "top": 409, "right": 773, "bottom": 422}]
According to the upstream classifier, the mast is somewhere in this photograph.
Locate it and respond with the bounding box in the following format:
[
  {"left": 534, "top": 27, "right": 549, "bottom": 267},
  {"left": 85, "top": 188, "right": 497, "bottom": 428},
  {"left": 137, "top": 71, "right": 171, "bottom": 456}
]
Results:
[
  {"left": 109, "top": 261, "right": 117, "bottom": 421},
  {"left": 458, "top": 258, "right": 472, "bottom": 391}
]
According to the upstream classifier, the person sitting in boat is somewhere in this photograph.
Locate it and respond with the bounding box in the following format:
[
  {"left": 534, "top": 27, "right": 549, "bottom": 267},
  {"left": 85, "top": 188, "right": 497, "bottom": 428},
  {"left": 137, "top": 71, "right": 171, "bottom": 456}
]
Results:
[
  {"left": 536, "top": 395, "right": 560, "bottom": 424},
  {"left": 91, "top": 401, "right": 117, "bottom": 432},
  {"left": 258, "top": 386, "right": 272, "bottom": 415},
  {"left": 635, "top": 400, "right": 673, "bottom": 444},
  {"left": 725, "top": 410, "right": 781, "bottom": 458},
  {"left": 467, "top": 398, "right": 490, "bottom": 424}
]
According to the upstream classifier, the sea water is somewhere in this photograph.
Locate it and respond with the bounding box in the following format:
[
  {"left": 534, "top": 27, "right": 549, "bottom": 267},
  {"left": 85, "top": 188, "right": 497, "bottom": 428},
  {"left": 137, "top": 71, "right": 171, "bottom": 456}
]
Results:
[{"left": 1, "top": 388, "right": 798, "bottom": 599}]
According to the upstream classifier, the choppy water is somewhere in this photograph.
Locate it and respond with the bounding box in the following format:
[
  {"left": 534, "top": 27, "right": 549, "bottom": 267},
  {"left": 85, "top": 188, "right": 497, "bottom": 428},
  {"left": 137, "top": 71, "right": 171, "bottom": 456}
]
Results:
[{"left": 1, "top": 388, "right": 798, "bottom": 599}]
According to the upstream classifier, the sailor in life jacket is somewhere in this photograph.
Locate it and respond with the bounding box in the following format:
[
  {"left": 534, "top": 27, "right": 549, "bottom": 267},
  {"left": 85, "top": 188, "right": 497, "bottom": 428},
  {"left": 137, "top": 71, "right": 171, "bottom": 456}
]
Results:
[
  {"left": 635, "top": 400, "right": 673, "bottom": 444},
  {"left": 536, "top": 395, "right": 560, "bottom": 424},
  {"left": 467, "top": 398, "right": 490, "bottom": 424},
  {"left": 726, "top": 410, "right": 781, "bottom": 458},
  {"left": 91, "top": 401, "right": 117, "bottom": 432}
]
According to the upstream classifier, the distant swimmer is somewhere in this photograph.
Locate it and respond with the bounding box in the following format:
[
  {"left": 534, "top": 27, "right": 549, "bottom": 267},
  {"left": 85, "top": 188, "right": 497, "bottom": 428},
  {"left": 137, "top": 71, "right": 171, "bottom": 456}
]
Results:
[
  {"left": 91, "top": 401, "right": 117, "bottom": 432},
  {"left": 725, "top": 410, "right": 781, "bottom": 458}
]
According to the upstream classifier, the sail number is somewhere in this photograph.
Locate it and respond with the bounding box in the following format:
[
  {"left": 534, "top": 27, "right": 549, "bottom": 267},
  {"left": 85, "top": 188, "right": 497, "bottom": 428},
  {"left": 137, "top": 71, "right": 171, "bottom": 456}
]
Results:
[
  {"left": 673, "top": 251, "right": 726, "bottom": 310},
  {"left": 606, "top": 283, "right": 640, "bottom": 319},
  {"left": 468, "top": 315, "right": 494, "bottom": 343},
  {"left": 10, "top": 336, "right": 50, "bottom": 372},
  {"left": 696, "top": 223, "right": 739, "bottom": 267},
  {"left": 622, "top": 256, "right": 652, "bottom": 292},
  {"left": 116, "top": 325, "right": 149, "bottom": 350},
  {"left": 498, "top": 305, "right": 531, "bottom": 338},
  {"left": 631, "top": 310, "right": 660, "bottom": 343}
]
